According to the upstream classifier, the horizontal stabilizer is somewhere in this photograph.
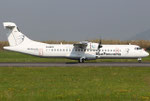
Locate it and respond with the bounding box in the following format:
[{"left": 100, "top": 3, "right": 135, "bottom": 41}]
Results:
[{"left": 3, "top": 22, "right": 17, "bottom": 29}]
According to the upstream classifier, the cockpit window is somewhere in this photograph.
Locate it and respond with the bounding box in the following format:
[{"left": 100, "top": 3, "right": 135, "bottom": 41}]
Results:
[{"left": 134, "top": 47, "right": 142, "bottom": 50}]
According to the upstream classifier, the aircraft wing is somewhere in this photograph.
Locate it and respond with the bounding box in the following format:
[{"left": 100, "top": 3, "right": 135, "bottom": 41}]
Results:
[{"left": 73, "top": 41, "right": 88, "bottom": 49}]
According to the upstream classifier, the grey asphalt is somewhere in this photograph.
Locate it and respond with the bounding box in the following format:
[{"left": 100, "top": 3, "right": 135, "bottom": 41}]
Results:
[{"left": 0, "top": 62, "right": 150, "bottom": 67}]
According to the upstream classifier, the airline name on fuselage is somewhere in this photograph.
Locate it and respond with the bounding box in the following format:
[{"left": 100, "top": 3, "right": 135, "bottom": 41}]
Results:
[{"left": 96, "top": 52, "right": 121, "bottom": 56}]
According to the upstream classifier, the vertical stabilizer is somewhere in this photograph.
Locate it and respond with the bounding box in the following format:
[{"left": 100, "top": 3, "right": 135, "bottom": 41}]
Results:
[{"left": 3, "top": 22, "right": 26, "bottom": 46}]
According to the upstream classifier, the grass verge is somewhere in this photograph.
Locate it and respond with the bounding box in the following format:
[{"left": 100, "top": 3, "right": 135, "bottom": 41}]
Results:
[{"left": 0, "top": 67, "right": 150, "bottom": 101}]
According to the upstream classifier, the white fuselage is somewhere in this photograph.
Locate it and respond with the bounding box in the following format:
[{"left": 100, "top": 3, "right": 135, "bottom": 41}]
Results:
[{"left": 4, "top": 37, "right": 149, "bottom": 60}]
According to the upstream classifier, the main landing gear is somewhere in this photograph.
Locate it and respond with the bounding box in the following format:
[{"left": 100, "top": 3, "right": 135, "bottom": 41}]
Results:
[
  {"left": 78, "top": 58, "right": 85, "bottom": 63},
  {"left": 138, "top": 58, "right": 142, "bottom": 63}
]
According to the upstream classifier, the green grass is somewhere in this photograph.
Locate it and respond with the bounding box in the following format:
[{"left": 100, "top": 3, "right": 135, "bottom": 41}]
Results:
[
  {"left": 0, "top": 67, "right": 150, "bottom": 101},
  {"left": 0, "top": 51, "right": 76, "bottom": 62},
  {"left": 0, "top": 51, "right": 150, "bottom": 63}
]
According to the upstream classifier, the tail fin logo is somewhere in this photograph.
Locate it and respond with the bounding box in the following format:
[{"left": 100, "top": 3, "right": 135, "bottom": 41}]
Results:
[
  {"left": 17, "top": 34, "right": 25, "bottom": 44},
  {"left": 18, "top": 34, "right": 25, "bottom": 41}
]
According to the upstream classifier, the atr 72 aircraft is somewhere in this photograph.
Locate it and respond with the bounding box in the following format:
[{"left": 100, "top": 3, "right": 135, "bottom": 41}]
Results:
[{"left": 3, "top": 22, "right": 149, "bottom": 63}]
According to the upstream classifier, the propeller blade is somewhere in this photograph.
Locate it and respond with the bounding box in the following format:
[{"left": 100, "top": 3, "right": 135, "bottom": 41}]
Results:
[{"left": 98, "top": 39, "right": 102, "bottom": 49}]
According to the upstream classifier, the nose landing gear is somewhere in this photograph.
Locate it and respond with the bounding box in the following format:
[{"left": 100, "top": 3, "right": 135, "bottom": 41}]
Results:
[{"left": 138, "top": 58, "right": 142, "bottom": 63}]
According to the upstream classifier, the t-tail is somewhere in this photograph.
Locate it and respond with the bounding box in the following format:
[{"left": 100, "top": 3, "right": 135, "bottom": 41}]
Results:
[
  {"left": 3, "top": 22, "right": 45, "bottom": 56},
  {"left": 3, "top": 22, "right": 37, "bottom": 53},
  {"left": 3, "top": 22, "right": 32, "bottom": 46}
]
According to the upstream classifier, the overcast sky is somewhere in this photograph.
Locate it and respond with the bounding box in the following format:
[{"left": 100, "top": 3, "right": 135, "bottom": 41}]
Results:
[{"left": 0, "top": 0, "right": 150, "bottom": 41}]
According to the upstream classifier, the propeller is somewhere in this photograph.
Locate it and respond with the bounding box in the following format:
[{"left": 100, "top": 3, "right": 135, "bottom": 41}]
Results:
[{"left": 97, "top": 38, "right": 103, "bottom": 50}]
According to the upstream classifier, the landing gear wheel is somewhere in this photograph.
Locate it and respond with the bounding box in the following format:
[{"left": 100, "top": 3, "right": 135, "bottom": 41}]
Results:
[
  {"left": 81, "top": 59, "right": 85, "bottom": 63},
  {"left": 138, "top": 58, "right": 142, "bottom": 63},
  {"left": 138, "top": 60, "right": 142, "bottom": 63},
  {"left": 78, "top": 58, "right": 85, "bottom": 63}
]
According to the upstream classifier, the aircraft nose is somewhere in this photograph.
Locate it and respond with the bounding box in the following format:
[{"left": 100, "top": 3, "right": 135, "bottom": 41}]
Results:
[{"left": 145, "top": 51, "right": 149, "bottom": 57}]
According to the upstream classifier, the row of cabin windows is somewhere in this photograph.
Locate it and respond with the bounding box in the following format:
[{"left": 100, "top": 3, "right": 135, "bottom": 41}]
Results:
[{"left": 46, "top": 49, "right": 121, "bottom": 52}]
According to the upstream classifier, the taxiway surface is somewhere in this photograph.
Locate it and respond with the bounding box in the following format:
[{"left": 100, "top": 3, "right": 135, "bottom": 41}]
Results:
[{"left": 0, "top": 62, "right": 150, "bottom": 67}]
